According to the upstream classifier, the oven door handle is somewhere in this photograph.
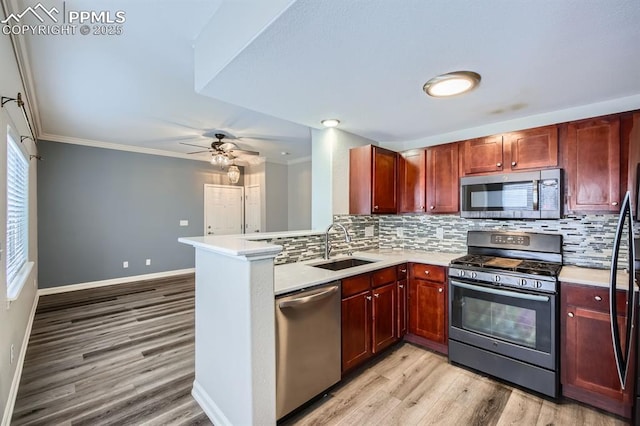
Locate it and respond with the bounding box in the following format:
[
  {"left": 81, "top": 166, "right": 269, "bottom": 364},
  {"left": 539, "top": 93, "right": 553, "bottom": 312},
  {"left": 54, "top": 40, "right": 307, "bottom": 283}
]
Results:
[
  {"left": 451, "top": 280, "right": 550, "bottom": 302},
  {"left": 532, "top": 179, "right": 539, "bottom": 211}
]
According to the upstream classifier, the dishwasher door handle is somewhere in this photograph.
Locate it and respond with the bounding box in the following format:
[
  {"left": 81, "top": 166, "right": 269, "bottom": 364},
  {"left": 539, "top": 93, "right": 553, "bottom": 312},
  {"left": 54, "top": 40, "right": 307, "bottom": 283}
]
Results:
[{"left": 278, "top": 286, "right": 339, "bottom": 309}]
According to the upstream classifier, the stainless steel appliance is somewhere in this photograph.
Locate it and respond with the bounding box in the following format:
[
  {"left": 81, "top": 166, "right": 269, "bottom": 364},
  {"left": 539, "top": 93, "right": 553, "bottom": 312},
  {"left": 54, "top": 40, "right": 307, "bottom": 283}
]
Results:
[
  {"left": 275, "top": 282, "right": 341, "bottom": 420},
  {"left": 460, "top": 168, "right": 562, "bottom": 219},
  {"left": 449, "top": 230, "right": 563, "bottom": 397}
]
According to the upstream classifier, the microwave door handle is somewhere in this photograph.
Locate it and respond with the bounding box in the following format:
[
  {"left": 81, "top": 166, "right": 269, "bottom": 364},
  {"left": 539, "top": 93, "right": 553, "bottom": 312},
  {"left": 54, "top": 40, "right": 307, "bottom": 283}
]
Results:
[{"left": 532, "top": 180, "right": 539, "bottom": 210}]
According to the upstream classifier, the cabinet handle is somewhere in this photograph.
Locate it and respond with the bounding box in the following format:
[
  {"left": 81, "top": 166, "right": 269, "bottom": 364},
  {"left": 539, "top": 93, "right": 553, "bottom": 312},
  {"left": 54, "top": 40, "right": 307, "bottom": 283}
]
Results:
[
  {"left": 568, "top": 312, "right": 574, "bottom": 318},
  {"left": 594, "top": 295, "right": 602, "bottom": 301},
  {"left": 374, "top": 205, "right": 379, "bottom": 210},
  {"left": 374, "top": 293, "right": 380, "bottom": 298},
  {"left": 496, "top": 162, "right": 502, "bottom": 167},
  {"left": 511, "top": 161, "right": 517, "bottom": 167},
  {"left": 400, "top": 269, "right": 407, "bottom": 273},
  {"left": 366, "top": 295, "right": 372, "bottom": 301},
  {"left": 424, "top": 270, "right": 430, "bottom": 275},
  {"left": 612, "top": 202, "right": 619, "bottom": 206},
  {"left": 420, "top": 205, "right": 424, "bottom": 210},
  {"left": 398, "top": 284, "right": 404, "bottom": 289},
  {"left": 430, "top": 206, "right": 435, "bottom": 210},
  {"left": 438, "top": 288, "right": 443, "bottom": 293}
]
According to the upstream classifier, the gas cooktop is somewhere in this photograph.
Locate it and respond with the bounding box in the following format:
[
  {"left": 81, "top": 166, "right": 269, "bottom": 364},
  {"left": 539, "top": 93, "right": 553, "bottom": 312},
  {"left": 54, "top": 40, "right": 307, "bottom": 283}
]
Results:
[{"left": 450, "top": 254, "right": 562, "bottom": 277}]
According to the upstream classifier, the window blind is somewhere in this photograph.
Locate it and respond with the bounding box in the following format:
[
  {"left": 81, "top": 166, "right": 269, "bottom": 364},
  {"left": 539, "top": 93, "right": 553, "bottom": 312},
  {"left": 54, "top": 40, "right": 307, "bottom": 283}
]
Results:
[{"left": 6, "top": 133, "right": 29, "bottom": 289}]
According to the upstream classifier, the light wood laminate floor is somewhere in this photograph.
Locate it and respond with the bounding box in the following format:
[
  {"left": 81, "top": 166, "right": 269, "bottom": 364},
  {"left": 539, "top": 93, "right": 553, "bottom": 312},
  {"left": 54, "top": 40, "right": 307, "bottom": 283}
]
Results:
[{"left": 12, "top": 275, "right": 627, "bottom": 425}]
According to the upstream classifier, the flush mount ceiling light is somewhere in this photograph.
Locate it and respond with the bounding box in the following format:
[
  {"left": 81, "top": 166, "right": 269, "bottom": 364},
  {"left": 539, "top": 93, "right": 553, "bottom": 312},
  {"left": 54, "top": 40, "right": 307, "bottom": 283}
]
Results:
[
  {"left": 321, "top": 119, "right": 340, "bottom": 128},
  {"left": 423, "top": 71, "right": 481, "bottom": 97}
]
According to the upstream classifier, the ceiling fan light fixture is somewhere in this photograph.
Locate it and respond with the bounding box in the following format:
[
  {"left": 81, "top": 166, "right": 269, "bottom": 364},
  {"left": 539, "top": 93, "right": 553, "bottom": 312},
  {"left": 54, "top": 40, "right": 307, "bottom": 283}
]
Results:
[
  {"left": 227, "top": 165, "right": 240, "bottom": 184},
  {"left": 321, "top": 119, "right": 340, "bottom": 128},
  {"left": 423, "top": 71, "right": 481, "bottom": 97}
]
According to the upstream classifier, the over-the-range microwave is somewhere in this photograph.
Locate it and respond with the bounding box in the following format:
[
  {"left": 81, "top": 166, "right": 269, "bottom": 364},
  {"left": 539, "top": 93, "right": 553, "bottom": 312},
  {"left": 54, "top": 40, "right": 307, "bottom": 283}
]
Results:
[{"left": 460, "top": 168, "right": 562, "bottom": 219}]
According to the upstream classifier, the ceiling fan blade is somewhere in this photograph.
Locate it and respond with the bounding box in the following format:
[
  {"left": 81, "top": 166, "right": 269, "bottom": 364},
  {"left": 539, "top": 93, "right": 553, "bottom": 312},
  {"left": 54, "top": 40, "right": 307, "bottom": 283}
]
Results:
[
  {"left": 180, "top": 142, "right": 211, "bottom": 149},
  {"left": 187, "top": 150, "right": 211, "bottom": 155},
  {"left": 230, "top": 149, "right": 260, "bottom": 156}
]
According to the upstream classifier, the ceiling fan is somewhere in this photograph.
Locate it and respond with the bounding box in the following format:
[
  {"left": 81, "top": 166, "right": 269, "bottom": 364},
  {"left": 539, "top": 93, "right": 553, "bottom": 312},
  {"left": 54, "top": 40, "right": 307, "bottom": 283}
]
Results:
[{"left": 181, "top": 133, "right": 260, "bottom": 166}]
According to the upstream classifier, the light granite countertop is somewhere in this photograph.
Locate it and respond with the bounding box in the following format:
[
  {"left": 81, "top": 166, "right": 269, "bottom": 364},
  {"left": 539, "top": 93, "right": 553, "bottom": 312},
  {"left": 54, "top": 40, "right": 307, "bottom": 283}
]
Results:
[
  {"left": 275, "top": 248, "right": 634, "bottom": 295},
  {"left": 274, "top": 249, "right": 462, "bottom": 295}
]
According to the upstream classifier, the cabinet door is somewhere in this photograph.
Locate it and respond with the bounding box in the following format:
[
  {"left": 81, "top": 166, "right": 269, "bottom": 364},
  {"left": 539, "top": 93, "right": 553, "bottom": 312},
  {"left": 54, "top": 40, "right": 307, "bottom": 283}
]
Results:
[
  {"left": 408, "top": 279, "right": 446, "bottom": 344},
  {"left": 398, "top": 149, "right": 426, "bottom": 213},
  {"left": 341, "top": 291, "right": 372, "bottom": 372},
  {"left": 397, "top": 280, "right": 407, "bottom": 338},
  {"left": 505, "top": 125, "right": 558, "bottom": 171},
  {"left": 372, "top": 283, "right": 397, "bottom": 353},
  {"left": 462, "top": 135, "right": 504, "bottom": 175},
  {"left": 561, "top": 283, "right": 633, "bottom": 418},
  {"left": 426, "top": 143, "right": 459, "bottom": 213},
  {"left": 565, "top": 117, "right": 621, "bottom": 211},
  {"left": 372, "top": 147, "right": 398, "bottom": 213}
]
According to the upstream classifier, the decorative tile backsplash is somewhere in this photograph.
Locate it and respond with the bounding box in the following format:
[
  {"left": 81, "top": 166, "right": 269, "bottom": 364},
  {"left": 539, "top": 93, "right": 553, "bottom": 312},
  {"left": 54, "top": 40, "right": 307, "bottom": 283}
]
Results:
[
  {"left": 258, "top": 215, "right": 379, "bottom": 265},
  {"left": 257, "top": 213, "right": 629, "bottom": 270},
  {"left": 379, "top": 214, "right": 627, "bottom": 270}
]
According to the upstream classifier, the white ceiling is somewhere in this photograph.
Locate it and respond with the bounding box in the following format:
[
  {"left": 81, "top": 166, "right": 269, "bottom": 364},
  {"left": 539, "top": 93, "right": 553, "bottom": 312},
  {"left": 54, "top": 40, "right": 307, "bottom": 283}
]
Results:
[{"left": 9, "top": 0, "right": 640, "bottom": 163}]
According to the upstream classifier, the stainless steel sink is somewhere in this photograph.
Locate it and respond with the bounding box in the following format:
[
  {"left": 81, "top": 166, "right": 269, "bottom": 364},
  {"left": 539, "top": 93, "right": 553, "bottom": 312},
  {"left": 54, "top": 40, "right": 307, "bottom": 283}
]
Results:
[{"left": 310, "top": 258, "right": 378, "bottom": 271}]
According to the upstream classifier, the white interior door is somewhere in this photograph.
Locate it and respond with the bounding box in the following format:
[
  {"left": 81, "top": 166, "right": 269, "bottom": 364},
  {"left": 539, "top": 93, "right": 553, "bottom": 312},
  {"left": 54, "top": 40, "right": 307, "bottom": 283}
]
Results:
[
  {"left": 245, "top": 184, "right": 261, "bottom": 233},
  {"left": 204, "top": 184, "right": 244, "bottom": 236}
]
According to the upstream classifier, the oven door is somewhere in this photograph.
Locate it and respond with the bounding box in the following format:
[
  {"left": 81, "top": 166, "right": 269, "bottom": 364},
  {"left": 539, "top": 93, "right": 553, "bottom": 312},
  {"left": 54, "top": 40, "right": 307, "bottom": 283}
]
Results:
[{"left": 449, "top": 279, "right": 556, "bottom": 370}]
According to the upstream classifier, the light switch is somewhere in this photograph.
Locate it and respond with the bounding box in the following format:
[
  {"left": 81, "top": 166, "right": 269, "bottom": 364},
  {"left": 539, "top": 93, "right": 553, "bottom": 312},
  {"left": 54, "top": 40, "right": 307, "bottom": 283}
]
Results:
[
  {"left": 396, "top": 227, "right": 404, "bottom": 238},
  {"left": 436, "top": 228, "right": 444, "bottom": 240},
  {"left": 179, "top": 220, "right": 189, "bottom": 227}
]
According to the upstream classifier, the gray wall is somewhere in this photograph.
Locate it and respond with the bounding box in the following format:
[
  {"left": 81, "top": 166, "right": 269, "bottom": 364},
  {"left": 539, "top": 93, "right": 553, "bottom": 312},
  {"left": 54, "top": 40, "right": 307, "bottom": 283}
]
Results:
[
  {"left": 287, "top": 160, "right": 311, "bottom": 230},
  {"left": 265, "top": 162, "right": 288, "bottom": 232},
  {"left": 38, "top": 140, "right": 242, "bottom": 288}
]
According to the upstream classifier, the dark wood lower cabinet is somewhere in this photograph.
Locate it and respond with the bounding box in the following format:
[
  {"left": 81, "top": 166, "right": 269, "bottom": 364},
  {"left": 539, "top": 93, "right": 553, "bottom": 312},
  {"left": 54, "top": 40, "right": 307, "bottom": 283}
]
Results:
[
  {"left": 397, "top": 279, "right": 407, "bottom": 338},
  {"left": 372, "top": 283, "right": 397, "bottom": 353},
  {"left": 561, "top": 282, "right": 634, "bottom": 418},
  {"left": 341, "top": 291, "right": 371, "bottom": 372},
  {"left": 406, "top": 263, "right": 448, "bottom": 354}
]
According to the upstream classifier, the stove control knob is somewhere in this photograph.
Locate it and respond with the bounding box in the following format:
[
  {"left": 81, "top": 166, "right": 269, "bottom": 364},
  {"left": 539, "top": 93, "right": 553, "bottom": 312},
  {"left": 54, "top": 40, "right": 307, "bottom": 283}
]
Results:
[
  {"left": 458, "top": 270, "right": 465, "bottom": 277},
  {"left": 520, "top": 279, "right": 527, "bottom": 286},
  {"left": 471, "top": 272, "right": 477, "bottom": 279},
  {"left": 535, "top": 281, "right": 543, "bottom": 289},
  {"left": 494, "top": 275, "right": 501, "bottom": 282}
]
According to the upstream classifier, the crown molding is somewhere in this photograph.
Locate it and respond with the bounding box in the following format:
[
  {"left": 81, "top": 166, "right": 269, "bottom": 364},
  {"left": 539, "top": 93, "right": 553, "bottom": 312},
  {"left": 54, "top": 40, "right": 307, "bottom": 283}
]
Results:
[{"left": 38, "top": 132, "right": 210, "bottom": 161}]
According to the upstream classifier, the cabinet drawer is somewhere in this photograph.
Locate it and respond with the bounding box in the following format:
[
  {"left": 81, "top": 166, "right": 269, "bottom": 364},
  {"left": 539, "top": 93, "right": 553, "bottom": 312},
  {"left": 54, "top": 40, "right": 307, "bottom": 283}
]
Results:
[
  {"left": 372, "top": 266, "right": 397, "bottom": 288},
  {"left": 342, "top": 274, "right": 371, "bottom": 298},
  {"left": 410, "top": 263, "right": 446, "bottom": 283},
  {"left": 397, "top": 263, "right": 408, "bottom": 280},
  {"left": 562, "top": 282, "right": 628, "bottom": 313}
]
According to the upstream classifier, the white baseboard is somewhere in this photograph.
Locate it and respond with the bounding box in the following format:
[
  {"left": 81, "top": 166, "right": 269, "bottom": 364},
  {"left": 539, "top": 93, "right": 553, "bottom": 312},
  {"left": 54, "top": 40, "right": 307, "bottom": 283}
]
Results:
[
  {"left": 1, "top": 292, "right": 39, "bottom": 426},
  {"left": 37, "top": 268, "right": 196, "bottom": 296},
  {"left": 192, "top": 380, "right": 232, "bottom": 426}
]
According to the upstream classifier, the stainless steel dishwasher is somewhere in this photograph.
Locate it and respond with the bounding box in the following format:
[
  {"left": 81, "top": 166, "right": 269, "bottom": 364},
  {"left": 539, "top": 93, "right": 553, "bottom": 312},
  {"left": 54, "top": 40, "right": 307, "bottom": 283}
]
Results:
[{"left": 275, "top": 281, "right": 341, "bottom": 420}]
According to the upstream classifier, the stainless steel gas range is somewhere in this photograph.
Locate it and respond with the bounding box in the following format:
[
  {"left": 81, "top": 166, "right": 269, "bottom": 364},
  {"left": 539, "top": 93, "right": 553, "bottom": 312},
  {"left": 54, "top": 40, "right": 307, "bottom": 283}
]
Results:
[{"left": 448, "top": 230, "right": 563, "bottom": 398}]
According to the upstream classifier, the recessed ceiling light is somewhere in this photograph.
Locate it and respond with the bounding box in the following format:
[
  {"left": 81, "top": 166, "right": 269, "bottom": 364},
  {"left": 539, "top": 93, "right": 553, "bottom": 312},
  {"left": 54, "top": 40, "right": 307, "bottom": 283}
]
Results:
[
  {"left": 423, "top": 71, "right": 481, "bottom": 97},
  {"left": 321, "top": 119, "right": 340, "bottom": 128}
]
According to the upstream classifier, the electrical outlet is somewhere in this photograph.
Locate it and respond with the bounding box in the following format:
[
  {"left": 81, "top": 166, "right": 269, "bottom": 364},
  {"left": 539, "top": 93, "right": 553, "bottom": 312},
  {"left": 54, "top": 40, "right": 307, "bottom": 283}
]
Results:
[
  {"left": 10, "top": 344, "right": 14, "bottom": 365},
  {"left": 436, "top": 228, "right": 444, "bottom": 240},
  {"left": 145, "top": 259, "right": 151, "bottom": 266},
  {"left": 364, "top": 226, "right": 374, "bottom": 237},
  {"left": 396, "top": 227, "right": 404, "bottom": 238},
  {"left": 123, "top": 261, "right": 129, "bottom": 268}
]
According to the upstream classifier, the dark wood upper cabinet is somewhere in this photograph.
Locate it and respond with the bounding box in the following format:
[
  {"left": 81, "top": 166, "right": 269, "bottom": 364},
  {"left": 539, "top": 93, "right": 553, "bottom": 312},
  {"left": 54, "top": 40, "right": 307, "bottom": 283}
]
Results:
[
  {"left": 426, "top": 143, "right": 459, "bottom": 213},
  {"left": 505, "top": 125, "right": 558, "bottom": 171},
  {"left": 563, "top": 117, "right": 621, "bottom": 212},
  {"left": 398, "top": 149, "right": 426, "bottom": 213},
  {"left": 349, "top": 145, "right": 397, "bottom": 214},
  {"left": 462, "top": 135, "right": 504, "bottom": 175}
]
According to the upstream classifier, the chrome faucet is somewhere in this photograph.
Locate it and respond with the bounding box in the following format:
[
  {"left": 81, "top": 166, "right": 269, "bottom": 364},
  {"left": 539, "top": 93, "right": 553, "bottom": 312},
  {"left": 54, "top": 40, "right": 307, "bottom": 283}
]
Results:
[{"left": 325, "top": 223, "right": 352, "bottom": 259}]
